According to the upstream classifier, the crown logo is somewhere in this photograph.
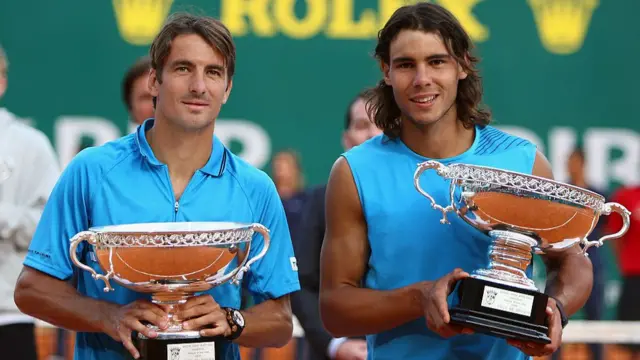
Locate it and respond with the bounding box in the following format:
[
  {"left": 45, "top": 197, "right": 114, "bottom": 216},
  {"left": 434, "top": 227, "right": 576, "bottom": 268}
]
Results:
[
  {"left": 528, "top": 0, "right": 599, "bottom": 55},
  {"left": 112, "top": 0, "right": 175, "bottom": 45}
]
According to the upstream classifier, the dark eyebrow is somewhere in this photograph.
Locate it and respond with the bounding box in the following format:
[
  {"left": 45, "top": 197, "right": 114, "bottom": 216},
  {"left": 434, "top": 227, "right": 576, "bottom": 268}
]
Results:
[
  {"left": 168, "top": 59, "right": 195, "bottom": 68},
  {"left": 391, "top": 56, "right": 414, "bottom": 64},
  {"left": 205, "top": 64, "right": 225, "bottom": 72},
  {"left": 391, "top": 53, "right": 450, "bottom": 64},
  {"left": 426, "top": 54, "right": 450, "bottom": 61},
  {"left": 168, "top": 59, "right": 225, "bottom": 73}
]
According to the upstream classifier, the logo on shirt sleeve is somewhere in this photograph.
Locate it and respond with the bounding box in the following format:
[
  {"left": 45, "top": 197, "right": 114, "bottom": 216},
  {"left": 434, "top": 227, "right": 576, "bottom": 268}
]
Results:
[{"left": 289, "top": 257, "right": 298, "bottom": 272}]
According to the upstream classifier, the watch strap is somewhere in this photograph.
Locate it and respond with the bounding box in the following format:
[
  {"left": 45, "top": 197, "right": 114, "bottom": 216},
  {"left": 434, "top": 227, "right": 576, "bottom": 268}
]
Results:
[
  {"left": 550, "top": 296, "right": 569, "bottom": 328},
  {"left": 223, "top": 307, "right": 245, "bottom": 340}
]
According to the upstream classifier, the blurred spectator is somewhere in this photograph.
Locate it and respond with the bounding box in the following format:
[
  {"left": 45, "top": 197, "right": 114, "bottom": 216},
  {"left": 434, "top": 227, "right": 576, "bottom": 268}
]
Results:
[
  {"left": 552, "top": 147, "right": 606, "bottom": 360},
  {"left": 0, "top": 43, "right": 60, "bottom": 360},
  {"left": 122, "top": 56, "right": 154, "bottom": 129},
  {"left": 272, "top": 149, "right": 308, "bottom": 238},
  {"left": 608, "top": 184, "right": 640, "bottom": 360},
  {"left": 291, "top": 91, "right": 381, "bottom": 360}
]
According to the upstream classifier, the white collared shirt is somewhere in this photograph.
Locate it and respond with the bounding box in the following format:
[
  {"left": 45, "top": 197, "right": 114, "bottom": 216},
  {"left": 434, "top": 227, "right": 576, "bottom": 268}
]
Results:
[{"left": 0, "top": 108, "right": 60, "bottom": 322}]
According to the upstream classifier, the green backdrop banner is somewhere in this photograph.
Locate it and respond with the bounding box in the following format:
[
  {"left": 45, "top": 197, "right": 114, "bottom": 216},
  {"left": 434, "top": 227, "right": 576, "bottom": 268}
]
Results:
[{"left": 1, "top": 0, "right": 637, "bottom": 320}]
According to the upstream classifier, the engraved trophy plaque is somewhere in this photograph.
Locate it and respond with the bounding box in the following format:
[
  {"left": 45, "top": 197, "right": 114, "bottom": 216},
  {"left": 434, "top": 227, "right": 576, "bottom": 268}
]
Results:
[
  {"left": 69, "top": 221, "right": 270, "bottom": 359},
  {"left": 414, "top": 160, "right": 631, "bottom": 344}
]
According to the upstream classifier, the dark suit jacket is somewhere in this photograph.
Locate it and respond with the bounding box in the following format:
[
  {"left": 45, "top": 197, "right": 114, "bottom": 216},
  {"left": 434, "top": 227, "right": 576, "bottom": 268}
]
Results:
[{"left": 290, "top": 184, "right": 332, "bottom": 360}]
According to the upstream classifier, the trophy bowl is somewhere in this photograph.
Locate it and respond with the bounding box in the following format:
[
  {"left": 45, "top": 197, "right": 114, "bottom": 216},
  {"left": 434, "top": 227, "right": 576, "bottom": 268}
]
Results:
[
  {"left": 69, "top": 221, "right": 270, "bottom": 339},
  {"left": 414, "top": 160, "right": 631, "bottom": 343}
]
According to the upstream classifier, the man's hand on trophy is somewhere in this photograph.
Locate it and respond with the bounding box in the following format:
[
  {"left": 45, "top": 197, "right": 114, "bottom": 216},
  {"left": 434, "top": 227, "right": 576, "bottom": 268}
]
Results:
[
  {"left": 102, "top": 300, "right": 170, "bottom": 359},
  {"left": 422, "top": 268, "right": 475, "bottom": 338},
  {"left": 506, "top": 297, "right": 562, "bottom": 357},
  {"left": 175, "top": 294, "right": 232, "bottom": 337}
]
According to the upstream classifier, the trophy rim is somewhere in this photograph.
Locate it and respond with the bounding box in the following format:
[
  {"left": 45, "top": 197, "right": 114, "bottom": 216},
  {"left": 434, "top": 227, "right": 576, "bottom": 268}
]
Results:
[
  {"left": 447, "top": 163, "right": 605, "bottom": 206},
  {"left": 88, "top": 221, "right": 254, "bottom": 235}
]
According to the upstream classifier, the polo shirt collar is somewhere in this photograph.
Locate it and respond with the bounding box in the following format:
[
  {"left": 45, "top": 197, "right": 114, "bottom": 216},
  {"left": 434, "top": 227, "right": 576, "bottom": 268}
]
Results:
[{"left": 135, "top": 118, "right": 227, "bottom": 177}]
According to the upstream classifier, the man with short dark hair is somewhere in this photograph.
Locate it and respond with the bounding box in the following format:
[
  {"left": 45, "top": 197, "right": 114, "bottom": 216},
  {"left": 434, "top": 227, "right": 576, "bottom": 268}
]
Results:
[
  {"left": 121, "top": 56, "right": 154, "bottom": 129},
  {"left": 14, "top": 13, "right": 299, "bottom": 360}
]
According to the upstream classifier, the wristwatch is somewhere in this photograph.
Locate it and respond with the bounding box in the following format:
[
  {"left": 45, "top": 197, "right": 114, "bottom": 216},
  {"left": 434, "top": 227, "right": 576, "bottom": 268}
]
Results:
[
  {"left": 551, "top": 296, "right": 569, "bottom": 328},
  {"left": 223, "top": 307, "right": 245, "bottom": 340}
]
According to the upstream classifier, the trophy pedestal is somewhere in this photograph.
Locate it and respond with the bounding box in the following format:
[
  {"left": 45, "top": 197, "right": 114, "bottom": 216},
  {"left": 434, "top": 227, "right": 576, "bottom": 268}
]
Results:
[
  {"left": 450, "top": 277, "right": 551, "bottom": 344},
  {"left": 136, "top": 333, "right": 223, "bottom": 360}
]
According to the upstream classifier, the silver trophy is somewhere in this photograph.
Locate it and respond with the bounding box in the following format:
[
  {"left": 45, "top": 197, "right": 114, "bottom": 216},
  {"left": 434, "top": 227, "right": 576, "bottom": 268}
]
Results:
[
  {"left": 69, "top": 221, "right": 270, "bottom": 358},
  {"left": 414, "top": 160, "right": 631, "bottom": 343}
]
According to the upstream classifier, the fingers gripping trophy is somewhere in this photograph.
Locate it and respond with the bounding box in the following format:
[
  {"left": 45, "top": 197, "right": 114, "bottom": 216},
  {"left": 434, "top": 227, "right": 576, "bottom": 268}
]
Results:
[
  {"left": 414, "top": 160, "right": 632, "bottom": 344},
  {"left": 69, "top": 221, "right": 270, "bottom": 359}
]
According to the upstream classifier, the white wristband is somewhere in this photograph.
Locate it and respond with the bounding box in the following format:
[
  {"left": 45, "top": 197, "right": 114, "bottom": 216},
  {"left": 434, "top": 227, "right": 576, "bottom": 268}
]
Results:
[{"left": 327, "top": 337, "right": 348, "bottom": 359}]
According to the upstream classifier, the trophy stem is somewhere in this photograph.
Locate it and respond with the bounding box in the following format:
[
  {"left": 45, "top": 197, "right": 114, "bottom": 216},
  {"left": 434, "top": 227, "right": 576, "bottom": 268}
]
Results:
[
  {"left": 147, "top": 292, "right": 201, "bottom": 338},
  {"left": 472, "top": 230, "right": 538, "bottom": 291}
]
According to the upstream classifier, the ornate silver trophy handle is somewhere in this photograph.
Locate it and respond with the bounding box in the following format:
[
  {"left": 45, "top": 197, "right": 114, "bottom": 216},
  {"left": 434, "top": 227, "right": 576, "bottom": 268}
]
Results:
[
  {"left": 69, "top": 231, "right": 114, "bottom": 292},
  {"left": 414, "top": 160, "right": 454, "bottom": 224},
  {"left": 581, "top": 202, "right": 631, "bottom": 254},
  {"left": 228, "top": 224, "right": 271, "bottom": 286}
]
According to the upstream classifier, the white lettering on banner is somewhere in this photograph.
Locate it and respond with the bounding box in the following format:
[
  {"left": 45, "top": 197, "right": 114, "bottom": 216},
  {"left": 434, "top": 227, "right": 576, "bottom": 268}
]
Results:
[
  {"left": 51, "top": 118, "right": 639, "bottom": 189},
  {"left": 494, "top": 125, "right": 640, "bottom": 189},
  {"left": 53, "top": 117, "right": 272, "bottom": 170},
  {"left": 55, "top": 116, "right": 121, "bottom": 169},
  {"left": 215, "top": 119, "right": 272, "bottom": 170}
]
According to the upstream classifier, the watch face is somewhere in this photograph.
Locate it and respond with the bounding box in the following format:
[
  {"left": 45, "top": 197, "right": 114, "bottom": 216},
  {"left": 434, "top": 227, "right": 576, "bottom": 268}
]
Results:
[{"left": 232, "top": 310, "right": 245, "bottom": 327}]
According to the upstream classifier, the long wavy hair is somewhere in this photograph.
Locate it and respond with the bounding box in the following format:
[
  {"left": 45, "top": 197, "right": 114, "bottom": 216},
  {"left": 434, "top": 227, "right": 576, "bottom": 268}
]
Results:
[{"left": 364, "top": 3, "right": 491, "bottom": 139}]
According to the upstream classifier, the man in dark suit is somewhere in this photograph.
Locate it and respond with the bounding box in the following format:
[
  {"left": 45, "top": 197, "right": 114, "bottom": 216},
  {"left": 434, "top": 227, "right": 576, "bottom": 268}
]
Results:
[{"left": 291, "top": 91, "right": 381, "bottom": 360}]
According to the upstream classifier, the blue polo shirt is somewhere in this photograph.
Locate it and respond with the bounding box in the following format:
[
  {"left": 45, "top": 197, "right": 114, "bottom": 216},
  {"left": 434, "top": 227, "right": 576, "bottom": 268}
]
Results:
[{"left": 23, "top": 119, "right": 300, "bottom": 360}]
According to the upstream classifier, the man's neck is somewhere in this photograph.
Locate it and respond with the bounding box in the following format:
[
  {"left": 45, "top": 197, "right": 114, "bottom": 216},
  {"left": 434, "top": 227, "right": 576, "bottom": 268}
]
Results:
[
  {"left": 400, "top": 113, "right": 475, "bottom": 160},
  {"left": 146, "top": 117, "right": 214, "bottom": 179}
]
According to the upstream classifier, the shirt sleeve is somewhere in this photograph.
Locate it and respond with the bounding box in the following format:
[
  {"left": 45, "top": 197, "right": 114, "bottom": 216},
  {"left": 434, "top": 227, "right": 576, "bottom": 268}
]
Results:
[
  {"left": 0, "top": 130, "right": 61, "bottom": 250},
  {"left": 243, "top": 177, "right": 301, "bottom": 301},
  {"left": 23, "top": 150, "right": 93, "bottom": 281}
]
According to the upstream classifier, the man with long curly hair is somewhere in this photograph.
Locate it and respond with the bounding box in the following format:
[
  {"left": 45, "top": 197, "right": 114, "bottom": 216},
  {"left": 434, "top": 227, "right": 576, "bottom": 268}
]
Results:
[{"left": 319, "top": 3, "right": 593, "bottom": 360}]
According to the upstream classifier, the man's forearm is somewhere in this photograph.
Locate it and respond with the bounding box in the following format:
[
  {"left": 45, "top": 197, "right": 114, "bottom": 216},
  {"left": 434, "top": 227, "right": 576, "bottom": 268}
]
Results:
[
  {"left": 235, "top": 296, "right": 293, "bottom": 348},
  {"left": 320, "top": 282, "right": 426, "bottom": 338},
  {"left": 14, "top": 267, "right": 112, "bottom": 333},
  {"left": 544, "top": 251, "right": 593, "bottom": 315}
]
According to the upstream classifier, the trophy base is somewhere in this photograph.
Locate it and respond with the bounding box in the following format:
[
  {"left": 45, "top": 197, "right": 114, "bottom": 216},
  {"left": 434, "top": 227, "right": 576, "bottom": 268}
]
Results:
[
  {"left": 135, "top": 333, "right": 224, "bottom": 360},
  {"left": 450, "top": 277, "right": 551, "bottom": 344}
]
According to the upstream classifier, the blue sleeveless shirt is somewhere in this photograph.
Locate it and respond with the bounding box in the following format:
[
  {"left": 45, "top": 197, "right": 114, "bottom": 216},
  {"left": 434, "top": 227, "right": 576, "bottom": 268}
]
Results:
[{"left": 342, "top": 125, "right": 537, "bottom": 360}]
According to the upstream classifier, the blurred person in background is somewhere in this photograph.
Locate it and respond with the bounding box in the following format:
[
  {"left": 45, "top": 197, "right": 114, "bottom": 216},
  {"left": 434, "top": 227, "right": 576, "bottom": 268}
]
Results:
[
  {"left": 608, "top": 184, "right": 640, "bottom": 360},
  {"left": 290, "top": 91, "right": 381, "bottom": 360},
  {"left": 552, "top": 147, "right": 605, "bottom": 360},
  {"left": 0, "top": 43, "right": 60, "bottom": 360},
  {"left": 122, "top": 56, "right": 154, "bottom": 131},
  {"left": 75, "top": 58, "right": 153, "bottom": 154},
  {"left": 272, "top": 149, "right": 308, "bottom": 238}
]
